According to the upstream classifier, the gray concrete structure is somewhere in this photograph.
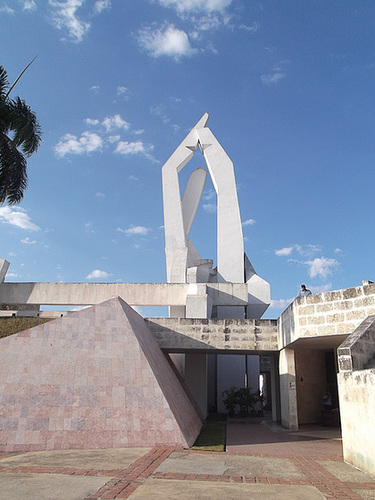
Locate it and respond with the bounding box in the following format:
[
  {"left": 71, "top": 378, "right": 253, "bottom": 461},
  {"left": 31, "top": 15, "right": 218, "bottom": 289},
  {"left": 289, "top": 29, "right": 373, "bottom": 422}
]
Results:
[{"left": 0, "top": 281, "right": 249, "bottom": 308}]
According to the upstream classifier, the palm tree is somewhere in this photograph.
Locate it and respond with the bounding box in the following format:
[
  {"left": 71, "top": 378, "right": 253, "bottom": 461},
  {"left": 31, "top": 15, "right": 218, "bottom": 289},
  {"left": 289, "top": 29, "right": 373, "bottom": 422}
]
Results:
[{"left": 0, "top": 62, "right": 42, "bottom": 205}]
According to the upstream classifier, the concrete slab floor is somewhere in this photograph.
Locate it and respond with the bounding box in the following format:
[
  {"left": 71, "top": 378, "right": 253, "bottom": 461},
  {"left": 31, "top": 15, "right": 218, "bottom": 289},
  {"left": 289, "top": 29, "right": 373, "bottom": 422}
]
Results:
[
  {"left": 353, "top": 489, "right": 375, "bottom": 499},
  {"left": 0, "top": 448, "right": 150, "bottom": 470},
  {"left": 318, "top": 460, "right": 375, "bottom": 482},
  {"left": 130, "top": 478, "right": 326, "bottom": 500},
  {"left": 155, "top": 452, "right": 305, "bottom": 479},
  {"left": 0, "top": 422, "right": 374, "bottom": 499},
  {"left": 0, "top": 473, "right": 108, "bottom": 500}
]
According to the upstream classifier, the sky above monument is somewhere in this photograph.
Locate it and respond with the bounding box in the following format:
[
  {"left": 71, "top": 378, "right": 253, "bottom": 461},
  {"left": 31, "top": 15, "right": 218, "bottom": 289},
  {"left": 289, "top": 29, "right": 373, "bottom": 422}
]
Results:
[{"left": 1, "top": 0, "right": 375, "bottom": 318}]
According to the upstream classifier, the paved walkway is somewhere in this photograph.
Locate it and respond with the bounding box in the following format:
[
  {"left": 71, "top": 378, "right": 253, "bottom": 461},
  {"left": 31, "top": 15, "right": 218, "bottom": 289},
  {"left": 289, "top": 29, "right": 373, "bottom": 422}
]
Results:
[{"left": 0, "top": 420, "right": 374, "bottom": 499}]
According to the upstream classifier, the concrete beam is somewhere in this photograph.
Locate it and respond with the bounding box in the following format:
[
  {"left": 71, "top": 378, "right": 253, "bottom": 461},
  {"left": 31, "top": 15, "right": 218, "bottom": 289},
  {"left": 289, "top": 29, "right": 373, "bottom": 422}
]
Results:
[{"left": 0, "top": 282, "right": 249, "bottom": 307}]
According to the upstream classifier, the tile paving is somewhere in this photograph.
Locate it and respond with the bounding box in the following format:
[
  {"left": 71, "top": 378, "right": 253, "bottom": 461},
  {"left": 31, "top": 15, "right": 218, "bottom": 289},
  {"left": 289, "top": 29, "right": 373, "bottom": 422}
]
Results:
[{"left": 0, "top": 420, "right": 374, "bottom": 499}]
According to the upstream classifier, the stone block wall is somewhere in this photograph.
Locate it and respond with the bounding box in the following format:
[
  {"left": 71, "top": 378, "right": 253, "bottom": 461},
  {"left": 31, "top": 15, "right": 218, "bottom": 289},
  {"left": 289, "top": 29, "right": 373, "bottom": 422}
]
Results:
[
  {"left": 337, "top": 369, "right": 375, "bottom": 476},
  {"left": 279, "top": 283, "right": 375, "bottom": 349},
  {"left": 337, "top": 315, "right": 375, "bottom": 371},
  {"left": 146, "top": 318, "right": 278, "bottom": 352},
  {"left": 336, "top": 316, "right": 375, "bottom": 476}
]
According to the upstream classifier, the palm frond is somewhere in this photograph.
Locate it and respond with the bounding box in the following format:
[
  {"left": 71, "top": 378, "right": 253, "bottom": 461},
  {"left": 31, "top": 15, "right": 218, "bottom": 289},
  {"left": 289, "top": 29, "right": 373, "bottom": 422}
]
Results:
[
  {"left": 5, "top": 57, "right": 37, "bottom": 99},
  {"left": 0, "top": 66, "right": 9, "bottom": 99},
  {"left": 9, "top": 97, "right": 42, "bottom": 156},
  {"left": 0, "top": 132, "right": 28, "bottom": 205}
]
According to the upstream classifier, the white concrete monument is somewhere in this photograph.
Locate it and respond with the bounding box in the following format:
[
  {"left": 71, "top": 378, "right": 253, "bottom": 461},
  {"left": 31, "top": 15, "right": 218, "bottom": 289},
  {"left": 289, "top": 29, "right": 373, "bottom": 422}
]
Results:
[{"left": 162, "top": 113, "right": 270, "bottom": 319}]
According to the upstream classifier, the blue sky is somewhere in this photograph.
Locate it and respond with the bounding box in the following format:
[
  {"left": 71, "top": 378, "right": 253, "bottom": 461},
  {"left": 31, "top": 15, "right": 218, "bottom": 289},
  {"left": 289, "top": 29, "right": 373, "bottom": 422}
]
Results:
[{"left": 1, "top": 0, "right": 375, "bottom": 318}]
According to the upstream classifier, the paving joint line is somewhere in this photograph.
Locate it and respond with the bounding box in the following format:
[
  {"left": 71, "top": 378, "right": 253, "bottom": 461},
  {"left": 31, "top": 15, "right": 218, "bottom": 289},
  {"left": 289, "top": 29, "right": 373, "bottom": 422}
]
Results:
[{"left": 85, "top": 446, "right": 176, "bottom": 499}]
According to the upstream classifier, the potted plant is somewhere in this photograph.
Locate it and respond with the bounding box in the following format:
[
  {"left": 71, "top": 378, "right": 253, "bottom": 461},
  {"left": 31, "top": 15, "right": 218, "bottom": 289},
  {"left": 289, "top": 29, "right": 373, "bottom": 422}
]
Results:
[
  {"left": 222, "top": 387, "right": 238, "bottom": 417},
  {"left": 235, "top": 387, "right": 254, "bottom": 417}
]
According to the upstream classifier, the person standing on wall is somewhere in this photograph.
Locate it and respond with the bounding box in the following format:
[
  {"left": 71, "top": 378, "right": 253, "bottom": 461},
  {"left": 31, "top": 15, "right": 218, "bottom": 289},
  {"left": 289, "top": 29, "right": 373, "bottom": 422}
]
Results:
[{"left": 298, "top": 284, "right": 312, "bottom": 297}]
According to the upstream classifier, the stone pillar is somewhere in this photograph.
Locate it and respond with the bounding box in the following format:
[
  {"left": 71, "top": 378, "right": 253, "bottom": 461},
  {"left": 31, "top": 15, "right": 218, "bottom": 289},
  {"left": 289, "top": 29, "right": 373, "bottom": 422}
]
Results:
[
  {"left": 279, "top": 347, "right": 298, "bottom": 429},
  {"left": 185, "top": 353, "right": 208, "bottom": 418}
]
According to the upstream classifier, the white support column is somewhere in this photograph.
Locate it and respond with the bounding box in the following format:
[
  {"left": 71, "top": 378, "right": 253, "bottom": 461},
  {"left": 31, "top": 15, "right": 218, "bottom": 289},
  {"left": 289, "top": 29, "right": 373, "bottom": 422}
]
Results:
[
  {"left": 197, "top": 127, "right": 244, "bottom": 285},
  {"left": 279, "top": 348, "right": 298, "bottom": 429}
]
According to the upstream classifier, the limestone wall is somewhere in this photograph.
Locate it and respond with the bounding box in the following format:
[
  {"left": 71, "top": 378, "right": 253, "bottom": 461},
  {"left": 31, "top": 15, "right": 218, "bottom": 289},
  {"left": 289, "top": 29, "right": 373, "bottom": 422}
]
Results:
[
  {"left": 337, "top": 315, "right": 375, "bottom": 371},
  {"left": 337, "top": 316, "right": 375, "bottom": 475},
  {"left": 146, "top": 318, "right": 278, "bottom": 352},
  {"left": 337, "top": 369, "right": 375, "bottom": 475},
  {"left": 279, "top": 283, "right": 375, "bottom": 349}
]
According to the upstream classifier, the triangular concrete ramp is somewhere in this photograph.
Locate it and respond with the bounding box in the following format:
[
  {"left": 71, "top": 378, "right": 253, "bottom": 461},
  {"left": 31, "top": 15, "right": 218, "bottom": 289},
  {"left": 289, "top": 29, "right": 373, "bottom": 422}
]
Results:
[{"left": 0, "top": 297, "right": 202, "bottom": 452}]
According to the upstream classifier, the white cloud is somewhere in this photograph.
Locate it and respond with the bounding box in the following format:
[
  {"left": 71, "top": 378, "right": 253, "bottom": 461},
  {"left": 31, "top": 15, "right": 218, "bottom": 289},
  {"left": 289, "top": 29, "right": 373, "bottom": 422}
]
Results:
[
  {"left": 6, "top": 272, "right": 18, "bottom": 278},
  {"left": 158, "top": 0, "right": 233, "bottom": 13},
  {"left": 306, "top": 257, "right": 339, "bottom": 279},
  {"left": 90, "top": 85, "right": 100, "bottom": 94},
  {"left": 84, "top": 222, "right": 95, "bottom": 233},
  {"left": 261, "top": 61, "right": 289, "bottom": 86},
  {"left": 114, "top": 141, "right": 146, "bottom": 155},
  {"left": 86, "top": 269, "right": 109, "bottom": 279},
  {"left": 85, "top": 118, "right": 99, "bottom": 125},
  {"left": 191, "top": 15, "right": 221, "bottom": 33},
  {"left": 275, "top": 246, "right": 294, "bottom": 257},
  {"left": 310, "top": 283, "right": 332, "bottom": 294},
  {"left": 133, "top": 129, "right": 144, "bottom": 135},
  {"left": 275, "top": 244, "right": 322, "bottom": 258},
  {"left": 239, "top": 22, "right": 258, "bottom": 33},
  {"left": 49, "top": 0, "right": 90, "bottom": 43},
  {"left": 0, "top": 206, "right": 41, "bottom": 231},
  {"left": 116, "top": 86, "right": 130, "bottom": 100},
  {"left": 117, "top": 225, "right": 150, "bottom": 236},
  {"left": 138, "top": 23, "right": 197, "bottom": 60},
  {"left": 0, "top": 4, "right": 14, "bottom": 14},
  {"left": 203, "top": 203, "right": 216, "bottom": 213},
  {"left": 107, "top": 135, "right": 120, "bottom": 143},
  {"left": 55, "top": 131, "right": 103, "bottom": 158},
  {"left": 23, "top": 0, "right": 37, "bottom": 11},
  {"left": 95, "top": 192, "right": 105, "bottom": 198},
  {"left": 129, "top": 175, "right": 139, "bottom": 181},
  {"left": 203, "top": 189, "right": 215, "bottom": 201},
  {"left": 102, "top": 114, "right": 130, "bottom": 132},
  {"left": 261, "top": 72, "right": 285, "bottom": 85},
  {"left": 270, "top": 297, "right": 294, "bottom": 310},
  {"left": 55, "top": 114, "right": 157, "bottom": 161},
  {"left": 242, "top": 218, "right": 256, "bottom": 226},
  {"left": 151, "top": 104, "right": 170, "bottom": 124},
  {"left": 94, "top": 0, "right": 110, "bottom": 14},
  {"left": 21, "top": 237, "right": 36, "bottom": 244}
]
